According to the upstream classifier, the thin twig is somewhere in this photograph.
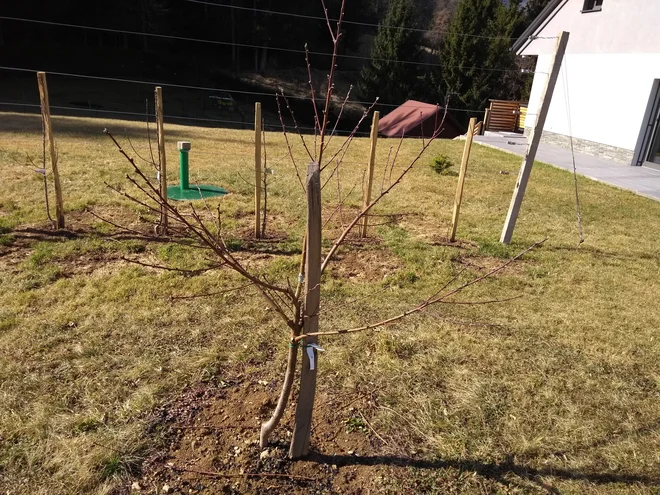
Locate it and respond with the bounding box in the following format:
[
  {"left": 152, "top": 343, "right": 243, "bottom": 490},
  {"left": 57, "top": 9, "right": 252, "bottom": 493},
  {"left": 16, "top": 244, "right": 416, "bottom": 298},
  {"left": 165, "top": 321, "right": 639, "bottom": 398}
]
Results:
[
  {"left": 275, "top": 94, "right": 305, "bottom": 192},
  {"left": 322, "top": 183, "right": 357, "bottom": 230},
  {"left": 358, "top": 409, "right": 388, "bottom": 446},
  {"left": 122, "top": 256, "right": 216, "bottom": 275},
  {"left": 168, "top": 465, "right": 316, "bottom": 482},
  {"left": 297, "top": 239, "right": 546, "bottom": 341},
  {"left": 279, "top": 91, "right": 314, "bottom": 161},
  {"left": 321, "top": 121, "right": 448, "bottom": 275},
  {"left": 324, "top": 84, "right": 353, "bottom": 150},
  {"left": 170, "top": 282, "right": 254, "bottom": 301}
]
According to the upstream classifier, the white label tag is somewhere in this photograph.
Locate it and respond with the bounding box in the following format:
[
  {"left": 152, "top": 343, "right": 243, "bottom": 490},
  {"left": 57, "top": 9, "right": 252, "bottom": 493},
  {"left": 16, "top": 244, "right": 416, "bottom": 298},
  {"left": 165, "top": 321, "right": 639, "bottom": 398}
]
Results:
[{"left": 306, "top": 343, "right": 325, "bottom": 371}]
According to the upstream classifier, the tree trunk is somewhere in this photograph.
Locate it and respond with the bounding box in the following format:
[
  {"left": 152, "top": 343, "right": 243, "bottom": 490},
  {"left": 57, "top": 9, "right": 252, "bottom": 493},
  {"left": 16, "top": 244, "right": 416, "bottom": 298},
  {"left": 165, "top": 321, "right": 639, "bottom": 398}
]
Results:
[{"left": 259, "top": 343, "right": 298, "bottom": 447}]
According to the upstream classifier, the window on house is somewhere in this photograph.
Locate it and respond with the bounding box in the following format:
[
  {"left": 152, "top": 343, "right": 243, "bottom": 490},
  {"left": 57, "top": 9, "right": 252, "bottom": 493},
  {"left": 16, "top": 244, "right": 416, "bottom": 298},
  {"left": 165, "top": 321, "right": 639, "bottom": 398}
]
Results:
[{"left": 582, "top": 0, "right": 603, "bottom": 12}]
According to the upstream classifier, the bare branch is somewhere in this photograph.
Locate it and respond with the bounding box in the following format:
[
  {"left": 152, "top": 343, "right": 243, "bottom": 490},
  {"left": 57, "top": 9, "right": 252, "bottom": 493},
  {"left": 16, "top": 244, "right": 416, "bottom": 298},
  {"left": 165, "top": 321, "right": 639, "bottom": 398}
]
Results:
[
  {"left": 122, "top": 256, "right": 218, "bottom": 275},
  {"left": 321, "top": 182, "right": 357, "bottom": 230},
  {"left": 320, "top": 99, "right": 379, "bottom": 172},
  {"left": 321, "top": 123, "right": 448, "bottom": 275},
  {"left": 320, "top": 0, "right": 338, "bottom": 43},
  {"left": 316, "top": 0, "right": 346, "bottom": 166},
  {"left": 299, "top": 239, "right": 546, "bottom": 341},
  {"left": 324, "top": 84, "right": 353, "bottom": 150},
  {"left": 305, "top": 44, "right": 321, "bottom": 135},
  {"left": 278, "top": 91, "right": 314, "bottom": 161},
  {"left": 275, "top": 94, "right": 305, "bottom": 192},
  {"left": 170, "top": 282, "right": 254, "bottom": 301}
]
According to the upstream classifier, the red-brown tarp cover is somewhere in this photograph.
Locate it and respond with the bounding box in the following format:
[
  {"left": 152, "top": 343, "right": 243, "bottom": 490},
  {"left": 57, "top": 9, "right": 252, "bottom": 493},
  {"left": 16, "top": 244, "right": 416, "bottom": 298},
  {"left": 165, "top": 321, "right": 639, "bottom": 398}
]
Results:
[
  {"left": 378, "top": 100, "right": 445, "bottom": 138},
  {"left": 378, "top": 100, "right": 460, "bottom": 138}
]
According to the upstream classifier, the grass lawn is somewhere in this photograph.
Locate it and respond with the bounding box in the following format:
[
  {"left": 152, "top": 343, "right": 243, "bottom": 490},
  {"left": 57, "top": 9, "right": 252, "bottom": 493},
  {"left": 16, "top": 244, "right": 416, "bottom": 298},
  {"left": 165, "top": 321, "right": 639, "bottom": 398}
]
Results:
[{"left": 0, "top": 112, "right": 659, "bottom": 494}]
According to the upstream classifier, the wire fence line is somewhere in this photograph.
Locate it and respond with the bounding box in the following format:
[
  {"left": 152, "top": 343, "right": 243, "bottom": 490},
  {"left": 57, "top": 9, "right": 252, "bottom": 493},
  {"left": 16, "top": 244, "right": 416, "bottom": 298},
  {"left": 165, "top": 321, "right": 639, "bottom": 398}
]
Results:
[
  {"left": 0, "top": 65, "right": 491, "bottom": 116},
  {"left": 183, "top": 0, "right": 521, "bottom": 40},
  {"left": 0, "top": 101, "right": 376, "bottom": 137},
  {"left": 0, "top": 16, "right": 552, "bottom": 73}
]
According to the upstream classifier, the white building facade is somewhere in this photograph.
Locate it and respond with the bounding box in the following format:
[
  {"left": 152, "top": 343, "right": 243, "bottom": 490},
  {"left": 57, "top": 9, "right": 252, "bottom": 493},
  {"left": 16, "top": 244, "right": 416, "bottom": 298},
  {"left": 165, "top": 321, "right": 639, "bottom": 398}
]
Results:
[{"left": 515, "top": 0, "right": 660, "bottom": 167}]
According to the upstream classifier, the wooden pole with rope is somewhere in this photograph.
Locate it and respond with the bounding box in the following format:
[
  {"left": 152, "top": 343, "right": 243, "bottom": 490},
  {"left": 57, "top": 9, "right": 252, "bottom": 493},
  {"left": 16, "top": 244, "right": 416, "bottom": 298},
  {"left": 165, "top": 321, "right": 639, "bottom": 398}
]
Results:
[{"left": 501, "top": 31, "right": 569, "bottom": 244}]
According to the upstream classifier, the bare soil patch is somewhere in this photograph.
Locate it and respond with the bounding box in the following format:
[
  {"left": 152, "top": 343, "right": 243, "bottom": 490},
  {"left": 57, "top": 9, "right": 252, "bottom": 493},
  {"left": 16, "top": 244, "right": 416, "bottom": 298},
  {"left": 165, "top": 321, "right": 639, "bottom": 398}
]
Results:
[
  {"left": 328, "top": 248, "right": 402, "bottom": 283},
  {"left": 129, "top": 375, "right": 393, "bottom": 495}
]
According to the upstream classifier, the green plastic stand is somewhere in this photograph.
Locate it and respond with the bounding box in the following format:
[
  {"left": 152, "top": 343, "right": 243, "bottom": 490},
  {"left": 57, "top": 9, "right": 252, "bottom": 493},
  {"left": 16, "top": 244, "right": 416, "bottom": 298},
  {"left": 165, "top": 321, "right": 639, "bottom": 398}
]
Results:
[{"left": 168, "top": 141, "right": 228, "bottom": 201}]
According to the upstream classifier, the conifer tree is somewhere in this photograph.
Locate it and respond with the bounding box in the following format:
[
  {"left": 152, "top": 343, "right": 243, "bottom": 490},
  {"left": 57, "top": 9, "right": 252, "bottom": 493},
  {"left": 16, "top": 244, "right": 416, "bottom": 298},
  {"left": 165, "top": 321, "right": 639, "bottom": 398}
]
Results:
[
  {"left": 358, "top": 0, "right": 422, "bottom": 106},
  {"left": 437, "top": 0, "right": 519, "bottom": 124}
]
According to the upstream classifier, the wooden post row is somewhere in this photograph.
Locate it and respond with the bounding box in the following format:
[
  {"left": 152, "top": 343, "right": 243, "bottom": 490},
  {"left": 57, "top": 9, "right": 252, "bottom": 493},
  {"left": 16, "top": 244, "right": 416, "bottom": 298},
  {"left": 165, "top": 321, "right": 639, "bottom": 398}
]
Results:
[
  {"left": 155, "top": 86, "right": 168, "bottom": 234},
  {"left": 289, "top": 161, "right": 322, "bottom": 459},
  {"left": 36, "top": 72, "right": 65, "bottom": 229},
  {"left": 501, "top": 32, "right": 569, "bottom": 244},
  {"left": 254, "top": 102, "right": 262, "bottom": 239},
  {"left": 360, "top": 111, "right": 380, "bottom": 238},
  {"left": 450, "top": 117, "right": 476, "bottom": 242}
]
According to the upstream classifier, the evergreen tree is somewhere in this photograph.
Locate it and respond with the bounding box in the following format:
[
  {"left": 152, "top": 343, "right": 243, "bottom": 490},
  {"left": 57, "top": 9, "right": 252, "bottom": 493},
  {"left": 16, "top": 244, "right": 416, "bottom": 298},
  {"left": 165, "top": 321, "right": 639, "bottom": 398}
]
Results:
[
  {"left": 358, "top": 0, "right": 423, "bottom": 106},
  {"left": 437, "top": 0, "right": 519, "bottom": 124}
]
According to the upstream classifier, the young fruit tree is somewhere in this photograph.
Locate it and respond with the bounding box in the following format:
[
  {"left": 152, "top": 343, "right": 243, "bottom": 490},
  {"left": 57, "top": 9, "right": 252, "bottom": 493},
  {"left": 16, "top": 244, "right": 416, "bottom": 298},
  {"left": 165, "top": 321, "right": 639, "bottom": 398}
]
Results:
[{"left": 100, "top": 0, "right": 544, "bottom": 459}]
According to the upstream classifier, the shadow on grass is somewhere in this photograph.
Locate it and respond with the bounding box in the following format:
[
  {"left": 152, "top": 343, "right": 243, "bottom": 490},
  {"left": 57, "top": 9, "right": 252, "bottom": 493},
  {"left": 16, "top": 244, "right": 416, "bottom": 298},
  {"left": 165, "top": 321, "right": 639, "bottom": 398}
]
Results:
[{"left": 306, "top": 451, "right": 659, "bottom": 490}]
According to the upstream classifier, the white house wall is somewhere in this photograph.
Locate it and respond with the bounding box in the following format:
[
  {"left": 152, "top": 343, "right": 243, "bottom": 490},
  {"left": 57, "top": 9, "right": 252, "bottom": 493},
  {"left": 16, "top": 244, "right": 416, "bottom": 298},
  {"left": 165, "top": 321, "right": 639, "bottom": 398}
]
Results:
[
  {"left": 520, "top": 0, "right": 660, "bottom": 161},
  {"left": 526, "top": 53, "right": 660, "bottom": 152},
  {"left": 520, "top": 0, "right": 660, "bottom": 57}
]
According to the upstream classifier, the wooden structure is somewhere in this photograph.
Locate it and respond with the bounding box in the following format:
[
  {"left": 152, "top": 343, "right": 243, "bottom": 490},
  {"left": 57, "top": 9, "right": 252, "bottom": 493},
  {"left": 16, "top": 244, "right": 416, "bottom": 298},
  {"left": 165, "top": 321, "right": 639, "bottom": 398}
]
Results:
[
  {"left": 254, "top": 102, "right": 262, "bottom": 238},
  {"left": 36, "top": 72, "right": 65, "bottom": 229},
  {"left": 501, "top": 32, "right": 570, "bottom": 244},
  {"left": 360, "top": 111, "right": 380, "bottom": 238},
  {"left": 483, "top": 100, "right": 528, "bottom": 133},
  {"left": 155, "top": 87, "right": 168, "bottom": 234},
  {"left": 518, "top": 105, "right": 528, "bottom": 131},
  {"left": 450, "top": 118, "right": 476, "bottom": 242},
  {"left": 290, "top": 161, "right": 322, "bottom": 459}
]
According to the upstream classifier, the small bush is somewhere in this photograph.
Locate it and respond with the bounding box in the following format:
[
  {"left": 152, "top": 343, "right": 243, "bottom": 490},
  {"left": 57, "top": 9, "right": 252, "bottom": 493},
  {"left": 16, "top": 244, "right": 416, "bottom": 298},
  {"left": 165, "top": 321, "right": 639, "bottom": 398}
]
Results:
[{"left": 430, "top": 155, "right": 456, "bottom": 175}]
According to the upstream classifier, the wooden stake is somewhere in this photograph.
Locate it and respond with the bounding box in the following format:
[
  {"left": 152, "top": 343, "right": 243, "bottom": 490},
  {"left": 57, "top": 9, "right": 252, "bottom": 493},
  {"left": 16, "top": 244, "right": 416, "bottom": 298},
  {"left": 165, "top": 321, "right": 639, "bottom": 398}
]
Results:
[
  {"left": 289, "top": 161, "right": 321, "bottom": 459},
  {"left": 450, "top": 117, "right": 476, "bottom": 242},
  {"left": 360, "top": 111, "right": 379, "bottom": 238},
  {"left": 36, "top": 72, "right": 64, "bottom": 229},
  {"left": 500, "top": 32, "right": 569, "bottom": 244},
  {"left": 155, "top": 86, "right": 168, "bottom": 235},
  {"left": 254, "top": 102, "right": 262, "bottom": 239}
]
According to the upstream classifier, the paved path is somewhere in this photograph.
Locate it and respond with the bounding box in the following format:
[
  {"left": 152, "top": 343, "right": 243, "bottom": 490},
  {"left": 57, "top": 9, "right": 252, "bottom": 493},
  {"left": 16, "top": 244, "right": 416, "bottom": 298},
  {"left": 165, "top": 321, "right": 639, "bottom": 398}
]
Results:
[{"left": 473, "top": 133, "right": 660, "bottom": 201}]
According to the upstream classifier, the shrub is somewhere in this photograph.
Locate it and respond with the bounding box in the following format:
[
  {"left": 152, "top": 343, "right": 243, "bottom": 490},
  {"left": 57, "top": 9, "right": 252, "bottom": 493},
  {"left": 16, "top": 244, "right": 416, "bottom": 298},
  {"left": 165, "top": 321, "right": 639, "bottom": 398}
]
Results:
[{"left": 430, "top": 155, "right": 456, "bottom": 175}]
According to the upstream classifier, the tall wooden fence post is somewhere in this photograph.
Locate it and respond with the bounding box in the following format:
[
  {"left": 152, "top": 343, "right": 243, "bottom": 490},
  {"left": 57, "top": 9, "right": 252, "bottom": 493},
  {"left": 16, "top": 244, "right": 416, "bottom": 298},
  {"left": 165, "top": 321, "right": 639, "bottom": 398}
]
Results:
[
  {"left": 360, "top": 111, "right": 380, "bottom": 238},
  {"left": 289, "top": 161, "right": 321, "bottom": 459},
  {"left": 450, "top": 117, "right": 476, "bottom": 242},
  {"left": 254, "top": 102, "right": 262, "bottom": 239},
  {"left": 155, "top": 86, "right": 168, "bottom": 235},
  {"left": 484, "top": 108, "right": 491, "bottom": 133},
  {"left": 501, "top": 31, "right": 569, "bottom": 244},
  {"left": 36, "top": 72, "right": 64, "bottom": 229}
]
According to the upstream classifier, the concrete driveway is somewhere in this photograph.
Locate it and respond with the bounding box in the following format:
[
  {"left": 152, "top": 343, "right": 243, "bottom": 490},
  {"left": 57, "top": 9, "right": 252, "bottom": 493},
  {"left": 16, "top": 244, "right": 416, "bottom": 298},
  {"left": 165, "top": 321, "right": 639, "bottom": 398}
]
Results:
[{"left": 473, "top": 133, "right": 660, "bottom": 201}]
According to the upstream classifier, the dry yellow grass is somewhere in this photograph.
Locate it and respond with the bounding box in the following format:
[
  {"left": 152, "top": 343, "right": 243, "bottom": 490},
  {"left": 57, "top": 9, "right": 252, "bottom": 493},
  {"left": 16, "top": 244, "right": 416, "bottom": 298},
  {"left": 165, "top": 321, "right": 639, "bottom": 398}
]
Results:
[{"left": 0, "top": 112, "right": 659, "bottom": 494}]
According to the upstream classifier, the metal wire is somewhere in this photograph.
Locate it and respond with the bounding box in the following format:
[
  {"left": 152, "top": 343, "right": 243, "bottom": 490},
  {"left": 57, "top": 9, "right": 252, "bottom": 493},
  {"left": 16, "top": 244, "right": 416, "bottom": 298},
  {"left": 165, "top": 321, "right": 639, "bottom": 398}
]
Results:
[{"left": 0, "top": 16, "right": 553, "bottom": 73}]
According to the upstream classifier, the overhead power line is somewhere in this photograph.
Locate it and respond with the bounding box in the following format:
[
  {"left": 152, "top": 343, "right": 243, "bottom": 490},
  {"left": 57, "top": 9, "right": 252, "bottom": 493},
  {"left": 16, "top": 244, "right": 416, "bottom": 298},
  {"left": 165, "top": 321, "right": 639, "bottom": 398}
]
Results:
[
  {"left": 0, "top": 65, "right": 488, "bottom": 114},
  {"left": 0, "top": 16, "right": 528, "bottom": 71},
  {"left": 184, "top": 0, "right": 518, "bottom": 40}
]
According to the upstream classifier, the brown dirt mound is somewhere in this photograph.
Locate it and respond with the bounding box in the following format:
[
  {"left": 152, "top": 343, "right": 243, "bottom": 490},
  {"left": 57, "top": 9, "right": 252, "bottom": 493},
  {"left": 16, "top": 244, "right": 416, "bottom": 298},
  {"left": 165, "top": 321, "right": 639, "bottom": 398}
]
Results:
[{"left": 129, "top": 376, "right": 394, "bottom": 495}]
